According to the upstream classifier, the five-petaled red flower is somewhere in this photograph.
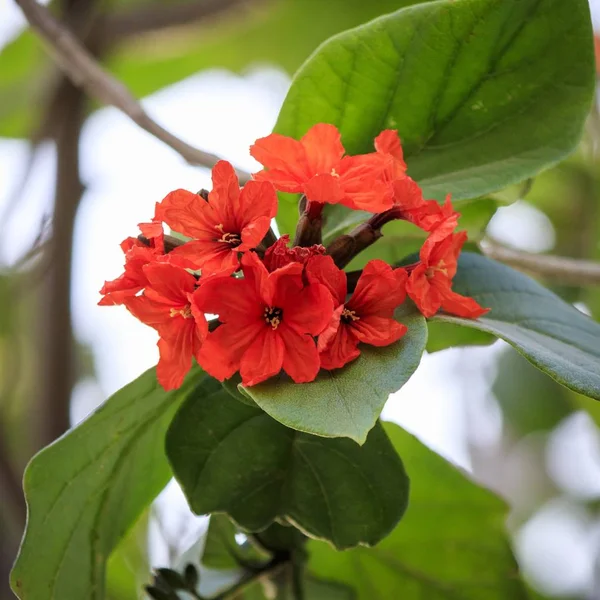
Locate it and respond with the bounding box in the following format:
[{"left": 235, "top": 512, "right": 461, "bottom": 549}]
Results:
[
  {"left": 251, "top": 123, "right": 393, "bottom": 212},
  {"left": 194, "top": 252, "right": 333, "bottom": 386},
  {"left": 306, "top": 256, "right": 408, "bottom": 370},
  {"left": 153, "top": 160, "right": 277, "bottom": 275},
  {"left": 125, "top": 263, "right": 208, "bottom": 390},
  {"left": 406, "top": 231, "right": 489, "bottom": 319}
]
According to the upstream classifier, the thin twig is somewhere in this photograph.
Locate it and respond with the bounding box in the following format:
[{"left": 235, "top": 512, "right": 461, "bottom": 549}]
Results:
[
  {"left": 481, "top": 238, "right": 600, "bottom": 286},
  {"left": 14, "top": 0, "right": 251, "bottom": 182}
]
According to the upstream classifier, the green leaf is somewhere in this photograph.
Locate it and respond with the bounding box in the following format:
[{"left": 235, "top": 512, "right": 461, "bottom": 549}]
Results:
[
  {"left": 308, "top": 422, "right": 529, "bottom": 599},
  {"left": 166, "top": 382, "right": 409, "bottom": 550},
  {"left": 10, "top": 367, "right": 205, "bottom": 600},
  {"left": 425, "top": 319, "right": 495, "bottom": 353},
  {"left": 274, "top": 0, "right": 594, "bottom": 231},
  {"left": 435, "top": 252, "right": 600, "bottom": 401},
  {"left": 241, "top": 306, "right": 427, "bottom": 444}
]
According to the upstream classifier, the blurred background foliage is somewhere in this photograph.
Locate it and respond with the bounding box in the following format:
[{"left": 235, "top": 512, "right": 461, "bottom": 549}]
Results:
[{"left": 1, "top": 0, "right": 600, "bottom": 598}]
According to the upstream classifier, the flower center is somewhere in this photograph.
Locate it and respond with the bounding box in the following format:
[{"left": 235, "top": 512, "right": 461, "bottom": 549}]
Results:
[
  {"left": 264, "top": 306, "right": 283, "bottom": 330},
  {"left": 215, "top": 224, "right": 241, "bottom": 247},
  {"left": 330, "top": 168, "right": 340, "bottom": 178},
  {"left": 425, "top": 260, "right": 448, "bottom": 279},
  {"left": 170, "top": 304, "right": 193, "bottom": 319},
  {"left": 341, "top": 308, "right": 360, "bottom": 324}
]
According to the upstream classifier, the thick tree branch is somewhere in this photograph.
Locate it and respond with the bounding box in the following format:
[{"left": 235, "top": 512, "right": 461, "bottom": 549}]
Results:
[
  {"left": 14, "top": 0, "right": 250, "bottom": 182},
  {"left": 104, "top": 0, "right": 251, "bottom": 44},
  {"left": 481, "top": 238, "right": 600, "bottom": 286}
]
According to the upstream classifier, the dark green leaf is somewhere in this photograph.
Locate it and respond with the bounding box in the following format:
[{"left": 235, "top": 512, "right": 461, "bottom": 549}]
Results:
[
  {"left": 308, "top": 422, "right": 529, "bottom": 599},
  {"left": 426, "top": 319, "right": 495, "bottom": 353},
  {"left": 166, "top": 383, "right": 409, "bottom": 550},
  {"left": 10, "top": 367, "right": 205, "bottom": 600},
  {"left": 434, "top": 252, "right": 600, "bottom": 401},
  {"left": 275, "top": 0, "right": 594, "bottom": 232},
  {"left": 241, "top": 305, "right": 427, "bottom": 444}
]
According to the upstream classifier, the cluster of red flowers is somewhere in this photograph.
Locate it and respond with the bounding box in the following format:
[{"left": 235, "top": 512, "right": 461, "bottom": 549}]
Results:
[{"left": 100, "top": 124, "right": 488, "bottom": 390}]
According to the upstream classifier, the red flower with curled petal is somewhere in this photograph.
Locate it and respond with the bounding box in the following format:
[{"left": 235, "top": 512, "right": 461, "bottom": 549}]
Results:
[
  {"left": 99, "top": 222, "right": 166, "bottom": 306},
  {"left": 193, "top": 252, "right": 333, "bottom": 386},
  {"left": 153, "top": 160, "right": 277, "bottom": 275},
  {"left": 306, "top": 256, "right": 408, "bottom": 370},
  {"left": 405, "top": 231, "right": 489, "bottom": 319},
  {"left": 124, "top": 263, "right": 208, "bottom": 390},
  {"left": 262, "top": 234, "right": 326, "bottom": 272},
  {"left": 251, "top": 123, "right": 393, "bottom": 212}
]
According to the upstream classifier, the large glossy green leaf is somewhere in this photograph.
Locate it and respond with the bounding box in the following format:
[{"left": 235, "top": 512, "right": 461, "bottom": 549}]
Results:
[
  {"left": 166, "top": 381, "right": 409, "bottom": 550},
  {"left": 10, "top": 367, "right": 206, "bottom": 600},
  {"left": 274, "top": 0, "right": 594, "bottom": 232},
  {"left": 308, "top": 422, "right": 529, "bottom": 599},
  {"left": 241, "top": 306, "right": 427, "bottom": 444},
  {"left": 435, "top": 252, "right": 600, "bottom": 401}
]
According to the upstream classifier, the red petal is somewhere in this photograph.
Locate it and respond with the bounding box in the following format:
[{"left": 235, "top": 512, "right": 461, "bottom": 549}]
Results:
[
  {"left": 405, "top": 265, "right": 442, "bottom": 318},
  {"left": 348, "top": 260, "right": 406, "bottom": 317},
  {"left": 279, "top": 325, "right": 321, "bottom": 383},
  {"left": 391, "top": 176, "right": 424, "bottom": 210},
  {"left": 301, "top": 123, "right": 345, "bottom": 174},
  {"left": 351, "top": 315, "right": 407, "bottom": 347},
  {"left": 303, "top": 173, "right": 343, "bottom": 204},
  {"left": 239, "top": 329, "right": 285, "bottom": 386},
  {"left": 319, "top": 324, "right": 361, "bottom": 371},
  {"left": 374, "top": 129, "right": 407, "bottom": 170},
  {"left": 208, "top": 160, "right": 241, "bottom": 229},
  {"left": 193, "top": 275, "right": 261, "bottom": 324},
  {"left": 305, "top": 255, "right": 346, "bottom": 306},
  {"left": 317, "top": 304, "right": 344, "bottom": 352},
  {"left": 252, "top": 168, "right": 306, "bottom": 194},
  {"left": 239, "top": 216, "right": 272, "bottom": 251},
  {"left": 239, "top": 179, "right": 278, "bottom": 221},
  {"left": 250, "top": 133, "right": 310, "bottom": 184},
  {"left": 124, "top": 295, "right": 170, "bottom": 329},
  {"left": 156, "top": 335, "right": 193, "bottom": 391},
  {"left": 277, "top": 281, "right": 334, "bottom": 337},
  {"left": 440, "top": 287, "right": 490, "bottom": 319},
  {"left": 198, "top": 320, "right": 263, "bottom": 381},
  {"left": 143, "top": 263, "right": 196, "bottom": 305},
  {"left": 154, "top": 188, "right": 213, "bottom": 239}
]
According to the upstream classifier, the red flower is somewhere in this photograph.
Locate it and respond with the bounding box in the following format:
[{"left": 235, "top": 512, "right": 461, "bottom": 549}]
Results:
[
  {"left": 153, "top": 161, "right": 277, "bottom": 275},
  {"left": 375, "top": 129, "right": 407, "bottom": 178},
  {"left": 194, "top": 252, "right": 333, "bottom": 386},
  {"left": 125, "top": 263, "right": 208, "bottom": 390},
  {"left": 251, "top": 123, "right": 393, "bottom": 212},
  {"left": 262, "top": 234, "right": 326, "bottom": 272},
  {"left": 99, "top": 223, "right": 166, "bottom": 306},
  {"left": 306, "top": 256, "right": 408, "bottom": 370},
  {"left": 406, "top": 231, "right": 489, "bottom": 319}
]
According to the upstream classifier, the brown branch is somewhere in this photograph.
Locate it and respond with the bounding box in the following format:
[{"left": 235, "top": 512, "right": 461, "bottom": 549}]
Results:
[
  {"left": 481, "top": 238, "right": 600, "bottom": 286},
  {"left": 104, "top": 0, "right": 251, "bottom": 44},
  {"left": 14, "top": 0, "right": 251, "bottom": 182}
]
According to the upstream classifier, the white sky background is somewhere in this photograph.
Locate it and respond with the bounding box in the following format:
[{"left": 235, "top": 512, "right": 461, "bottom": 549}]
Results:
[{"left": 2, "top": 1, "right": 600, "bottom": 596}]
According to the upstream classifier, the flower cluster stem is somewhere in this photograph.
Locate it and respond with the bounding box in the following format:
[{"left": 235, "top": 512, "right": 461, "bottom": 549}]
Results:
[{"left": 293, "top": 198, "right": 324, "bottom": 247}]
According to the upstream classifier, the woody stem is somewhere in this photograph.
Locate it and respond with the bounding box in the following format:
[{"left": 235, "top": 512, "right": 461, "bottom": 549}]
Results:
[
  {"left": 293, "top": 196, "right": 324, "bottom": 247},
  {"left": 326, "top": 208, "right": 409, "bottom": 269}
]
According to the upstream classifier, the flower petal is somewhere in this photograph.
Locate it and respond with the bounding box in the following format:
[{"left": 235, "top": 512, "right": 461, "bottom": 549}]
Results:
[
  {"left": 277, "top": 280, "right": 334, "bottom": 336},
  {"left": 143, "top": 263, "right": 196, "bottom": 305},
  {"left": 208, "top": 160, "right": 242, "bottom": 229},
  {"left": 303, "top": 173, "right": 343, "bottom": 205},
  {"left": 305, "top": 254, "right": 346, "bottom": 306},
  {"left": 348, "top": 259, "right": 406, "bottom": 316},
  {"left": 239, "top": 328, "right": 285, "bottom": 386},
  {"left": 301, "top": 123, "right": 345, "bottom": 173},
  {"left": 250, "top": 133, "right": 310, "bottom": 184},
  {"left": 440, "top": 287, "right": 490, "bottom": 319},
  {"left": 406, "top": 265, "right": 442, "bottom": 318},
  {"left": 280, "top": 325, "right": 321, "bottom": 383},
  {"left": 319, "top": 324, "right": 361, "bottom": 371},
  {"left": 351, "top": 315, "right": 407, "bottom": 347}
]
